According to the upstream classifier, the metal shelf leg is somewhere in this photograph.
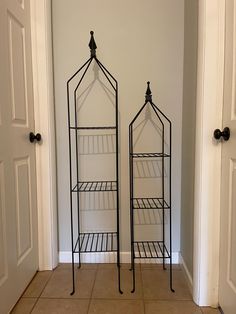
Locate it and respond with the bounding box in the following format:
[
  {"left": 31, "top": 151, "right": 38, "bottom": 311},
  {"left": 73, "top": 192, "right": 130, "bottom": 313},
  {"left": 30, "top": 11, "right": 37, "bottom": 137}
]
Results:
[{"left": 70, "top": 254, "right": 75, "bottom": 295}]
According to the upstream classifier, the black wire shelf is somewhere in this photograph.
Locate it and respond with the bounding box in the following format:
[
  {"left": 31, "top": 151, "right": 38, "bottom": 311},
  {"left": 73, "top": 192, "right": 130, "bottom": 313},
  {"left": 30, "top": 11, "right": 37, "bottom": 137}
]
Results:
[
  {"left": 72, "top": 180, "right": 117, "bottom": 192},
  {"left": 132, "top": 197, "right": 170, "bottom": 209},
  {"left": 70, "top": 126, "right": 116, "bottom": 130},
  {"left": 131, "top": 152, "right": 170, "bottom": 158},
  {"left": 67, "top": 31, "right": 121, "bottom": 295},
  {"left": 73, "top": 232, "right": 117, "bottom": 253},
  {"left": 134, "top": 241, "right": 170, "bottom": 259},
  {"left": 129, "top": 82, "right": 174, "bottom": 293}
]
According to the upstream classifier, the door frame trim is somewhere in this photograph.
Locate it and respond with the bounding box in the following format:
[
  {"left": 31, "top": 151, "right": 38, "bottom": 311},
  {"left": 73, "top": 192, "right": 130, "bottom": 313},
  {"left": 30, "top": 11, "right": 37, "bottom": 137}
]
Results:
[
  {"left": 29, "top": 0, "right": 226, "bottom": 298},
  {"left": 193, "top": 0, "right": 225, "bottom": 306},
  {"left": 30, "top": 0, "right": 58, "bottom": 270}
]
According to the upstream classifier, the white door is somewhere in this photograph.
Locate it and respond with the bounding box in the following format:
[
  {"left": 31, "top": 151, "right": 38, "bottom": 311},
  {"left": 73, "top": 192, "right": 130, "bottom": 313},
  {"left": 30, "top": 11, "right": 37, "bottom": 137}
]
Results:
[
  {"left": 0, "top": 0, "right": 39, "bottom": 313},
  {"left": 219, "top": 1, "right": 236, "bottom": 313}
]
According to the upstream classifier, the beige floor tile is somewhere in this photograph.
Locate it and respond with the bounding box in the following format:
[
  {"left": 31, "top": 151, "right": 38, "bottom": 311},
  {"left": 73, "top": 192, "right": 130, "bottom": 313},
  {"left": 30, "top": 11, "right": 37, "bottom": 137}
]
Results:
[
  {"left": 88, "top": 299, "right": 144, "bottom": 314},
  {"left": 124, "top": 263, "right": 141, "bottom": 271},
  {"left": 41, "top": 268, "right": 96, "bottom": 298},
  {"left": 92, "top": 268, "right": 142, "bottom": 299},
  {"left": 56, "top": 263, "right": 98, "bottom": 270},
  {"left": 98, "top": 263, "right": 138, "bottom": 270},
  {"left": 97, "top": 263, "right": 120, "bottom": 270},
  {"left": 31, "top": 298, "right": 89, "bottom": 314},
  {"left": 11, "top": 298, "right": 37, "bottom": 314},
  {"left": 140, "top": 263, "right": 181, "bottom": 271},
  {"left": 201, "top": 307, "right": 221, "bottom": 313},
  {"left": 23, "top": 271, "right": 52, "bottom": 297},
  {"left": 142, "top": 269, "right": 192, "bottom": 300},
  {"left": 145, "top": 300, "right": 202, "bottom": 314}
]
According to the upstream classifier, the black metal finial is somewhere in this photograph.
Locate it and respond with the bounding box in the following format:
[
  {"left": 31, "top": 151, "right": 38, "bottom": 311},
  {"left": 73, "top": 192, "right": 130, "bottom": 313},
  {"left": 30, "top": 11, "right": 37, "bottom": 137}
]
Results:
[
  {"left": 89, "top": 31, "right": 97, "bottom": 57},
  {"left": 145, "top": 81, "right": 152, "bottom": 101}
]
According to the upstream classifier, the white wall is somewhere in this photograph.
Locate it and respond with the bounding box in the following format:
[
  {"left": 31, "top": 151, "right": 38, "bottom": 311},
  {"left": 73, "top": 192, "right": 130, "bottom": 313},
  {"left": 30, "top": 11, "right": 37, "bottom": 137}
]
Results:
[
  {"left": 181, "top": 0, "right": 198, "bottom": 277},
  {"left": 52, "top": 0, "right": 184, "bottom": 257}
]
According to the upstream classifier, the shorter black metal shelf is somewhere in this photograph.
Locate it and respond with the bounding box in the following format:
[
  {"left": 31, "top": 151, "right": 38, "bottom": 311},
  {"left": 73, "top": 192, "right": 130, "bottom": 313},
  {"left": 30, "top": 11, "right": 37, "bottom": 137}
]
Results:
[
  {"left": 129, "top": 82, "right": 174, "bottom": 293},
  {"left": 73, "top": 232, "right": 117, "bottom": 253},
  {"left": 72, "top": 180, "right": 117, "bottom": 192},
  {"left": 134, "top": 241, "right": 170, "bottom": 259},
  {"left": 131, "top": 152, "right": 170, "bottom": 158},
  {"left": 70, "top": 126, "right": 116, "bottom": 130},
  {"left": 132, "top": 197, "right": 170, "bottom": 209}
]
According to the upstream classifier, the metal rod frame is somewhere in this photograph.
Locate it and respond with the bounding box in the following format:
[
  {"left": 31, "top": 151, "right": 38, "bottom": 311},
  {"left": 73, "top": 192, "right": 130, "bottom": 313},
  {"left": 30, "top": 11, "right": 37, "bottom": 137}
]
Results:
[
  {"left": 67, "top": 31, "right": 122, "bottom": 295},
  {"left": 129, "top": 82, "right": 174, "bottom": 293}
]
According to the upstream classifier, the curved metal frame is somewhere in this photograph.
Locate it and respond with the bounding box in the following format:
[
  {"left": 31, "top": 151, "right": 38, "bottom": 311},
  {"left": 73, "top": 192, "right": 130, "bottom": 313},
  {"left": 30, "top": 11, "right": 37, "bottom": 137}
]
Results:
[
  {"left": 129, "top": 82, "right": 174, "bottom": 293},
  {"left": 67, "top": 31, "right": 122, "bottom": 295}
]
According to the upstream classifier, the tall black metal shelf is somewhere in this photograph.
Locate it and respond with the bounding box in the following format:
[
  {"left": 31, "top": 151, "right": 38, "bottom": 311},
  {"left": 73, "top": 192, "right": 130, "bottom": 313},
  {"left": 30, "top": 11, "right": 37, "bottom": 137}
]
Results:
[
  {"left": 67, "top": 31, "right": 122, "bottom": 295},
  {"left": 129, "top": 82, "right": 174, "bottom": 293}
]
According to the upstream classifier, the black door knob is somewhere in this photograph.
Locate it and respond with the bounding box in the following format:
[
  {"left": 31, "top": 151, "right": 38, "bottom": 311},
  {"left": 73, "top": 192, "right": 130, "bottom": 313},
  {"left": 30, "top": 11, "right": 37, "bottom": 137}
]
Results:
[
  {"left": 29, "top": 132, "right": 42, "bottom": 143},
  {"left": 213, "top": 127, "right": 230, "bottom": 141}
]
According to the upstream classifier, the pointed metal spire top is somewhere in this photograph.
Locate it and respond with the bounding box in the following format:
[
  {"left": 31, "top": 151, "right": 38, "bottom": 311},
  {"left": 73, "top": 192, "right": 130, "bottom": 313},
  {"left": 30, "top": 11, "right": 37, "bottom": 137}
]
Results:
[
  {"left": 145, "top": 81, "right": 152, "bottom": 101},
  {"left": 89, "top": 31, "right": 97, "bottom": 57}
]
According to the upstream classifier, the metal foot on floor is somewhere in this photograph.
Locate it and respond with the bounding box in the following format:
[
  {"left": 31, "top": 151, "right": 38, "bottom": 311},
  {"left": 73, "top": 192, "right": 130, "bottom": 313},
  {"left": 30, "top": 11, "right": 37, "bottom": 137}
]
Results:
[
  {"left": 70, "top": 289, "right": 75, "bottom": 296},
  {"left": 117, "top": 263, "right": 123, "bottom": 294}
]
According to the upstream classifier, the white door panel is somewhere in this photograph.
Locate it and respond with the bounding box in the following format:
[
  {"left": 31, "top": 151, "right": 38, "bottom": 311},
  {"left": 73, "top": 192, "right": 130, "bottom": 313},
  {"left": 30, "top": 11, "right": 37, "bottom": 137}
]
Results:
[
  {"left": 219, "top": 0, "right": 236, "bottom": 313},
  {"left": 0, "top": 163, "right": 8, "bottom": 287},
  {"left": 14, "top": 157, "right": 33, "bottom": 265},
  {"left": 0, "top": 0, "right": 38, "bottom": 313},
  {"left": 8, "top": 13, "right": 29, "bottom": 126}
]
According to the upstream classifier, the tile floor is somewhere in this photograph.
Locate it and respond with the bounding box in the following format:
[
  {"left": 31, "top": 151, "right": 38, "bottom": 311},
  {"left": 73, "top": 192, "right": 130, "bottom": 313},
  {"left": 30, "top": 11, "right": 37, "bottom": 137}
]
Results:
[{"left": 11, "top": 263, "right": 221, "bottom": 314}]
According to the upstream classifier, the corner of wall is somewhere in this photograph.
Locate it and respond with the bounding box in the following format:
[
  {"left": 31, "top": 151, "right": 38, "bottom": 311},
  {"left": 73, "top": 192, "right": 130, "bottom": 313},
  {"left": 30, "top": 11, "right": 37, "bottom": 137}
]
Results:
[{"left": 180, "top": 253, "right": 193, "bottom": 295}]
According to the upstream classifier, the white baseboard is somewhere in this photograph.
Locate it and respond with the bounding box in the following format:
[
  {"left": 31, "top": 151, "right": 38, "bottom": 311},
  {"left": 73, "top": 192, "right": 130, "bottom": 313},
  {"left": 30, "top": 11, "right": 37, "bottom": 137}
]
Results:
[
  {"left": 179, "top": 254, "right": 193, "bottom": 295},
  {"left": 59, "top": 251, "right": 180, "bottom": 264}
]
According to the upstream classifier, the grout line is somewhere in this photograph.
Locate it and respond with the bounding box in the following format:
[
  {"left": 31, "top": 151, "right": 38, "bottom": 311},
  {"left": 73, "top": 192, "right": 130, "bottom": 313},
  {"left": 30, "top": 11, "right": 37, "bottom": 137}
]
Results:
[
  {"left": 82, "top": 297, "right": 144, "bottom": 301},
  {"left": 29, "top": 270, "right": 54, "bottom": 313},
  {"left": 142, "top": 298, "right": 193, "bottom": 302},
  {"left": 86, "top": 263, "right": 99, "bottom": 314},
  {"left": 36, "top": 271, "right": 54, "bottom": 300},
  {"left": 139, "top": 263, "right": 146, "bottom": 314},
  {"left": 29, "top": 297, "right": 40, "bottom": 313},
  {"left": 30, "top": 297, "right": 91, "bottom": 300},
  {"left": 89, "top": 297, "right": 144, "bottom": 301},
  {"left": 142, "top": 299, "right": 199, "bottom": 303},
  {"left": 33, "top": 295, "right": 144, "bottom": 300}
]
